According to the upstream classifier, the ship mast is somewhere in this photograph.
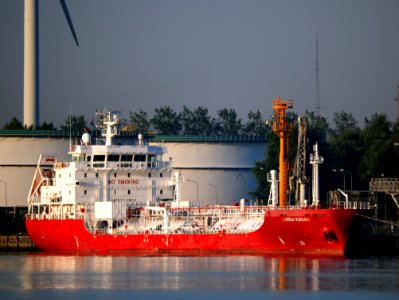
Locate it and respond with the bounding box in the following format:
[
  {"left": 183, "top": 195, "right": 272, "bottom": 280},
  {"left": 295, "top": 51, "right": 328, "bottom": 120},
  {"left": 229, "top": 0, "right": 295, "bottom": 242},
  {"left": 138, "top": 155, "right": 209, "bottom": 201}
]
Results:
[
  {"left": 96, "top": 109, "right": 120, "bottom": 146},
  {"left": 272, "top": 97, "right": 294, "bottom": 207}
]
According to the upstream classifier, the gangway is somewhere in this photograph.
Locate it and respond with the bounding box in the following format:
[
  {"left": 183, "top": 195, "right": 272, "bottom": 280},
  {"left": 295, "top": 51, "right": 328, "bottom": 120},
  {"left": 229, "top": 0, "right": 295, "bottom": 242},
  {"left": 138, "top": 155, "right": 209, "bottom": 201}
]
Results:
[{"left": 369, "top": 178, "right": 399, "bottom": 208}]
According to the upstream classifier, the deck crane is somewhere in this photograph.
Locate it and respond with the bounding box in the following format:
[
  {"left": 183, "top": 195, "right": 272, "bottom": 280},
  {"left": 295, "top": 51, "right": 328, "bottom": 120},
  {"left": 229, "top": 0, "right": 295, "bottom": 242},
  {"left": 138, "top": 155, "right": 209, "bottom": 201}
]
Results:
[
  {"left": 271, "top": 97, "right": 294, "bottom": 207},
  {"left": 290, "top": 116, "right": 309, "bottom": 206}
]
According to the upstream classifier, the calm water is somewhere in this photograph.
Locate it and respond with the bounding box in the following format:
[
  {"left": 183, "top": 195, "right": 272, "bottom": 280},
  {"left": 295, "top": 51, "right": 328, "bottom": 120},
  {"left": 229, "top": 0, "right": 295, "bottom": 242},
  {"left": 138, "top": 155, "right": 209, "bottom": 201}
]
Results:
[{"left": 0, "top": 254, "right": 398, "bottom": 300}]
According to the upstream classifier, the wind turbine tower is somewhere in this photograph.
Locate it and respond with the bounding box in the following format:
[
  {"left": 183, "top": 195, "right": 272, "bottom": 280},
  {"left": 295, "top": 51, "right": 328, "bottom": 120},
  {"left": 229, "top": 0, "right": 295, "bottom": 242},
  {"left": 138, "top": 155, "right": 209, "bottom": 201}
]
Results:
[{"left": 23, "top": 0, "right": 79, "bottom": 128}]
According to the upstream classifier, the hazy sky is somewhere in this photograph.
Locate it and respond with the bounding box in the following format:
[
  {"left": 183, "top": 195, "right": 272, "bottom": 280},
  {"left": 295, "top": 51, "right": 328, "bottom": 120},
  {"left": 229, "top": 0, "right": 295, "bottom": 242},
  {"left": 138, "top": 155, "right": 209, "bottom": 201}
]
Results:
[{"left": 1, "top": 0, "right": 399, "bottom": 128}]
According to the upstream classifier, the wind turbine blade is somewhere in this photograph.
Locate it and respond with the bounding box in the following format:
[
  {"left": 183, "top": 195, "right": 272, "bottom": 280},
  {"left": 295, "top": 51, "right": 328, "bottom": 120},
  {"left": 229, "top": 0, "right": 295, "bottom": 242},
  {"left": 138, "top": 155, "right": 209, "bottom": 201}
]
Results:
[{"left": 59, "top": 0, "right": 79, "bottom": 47}]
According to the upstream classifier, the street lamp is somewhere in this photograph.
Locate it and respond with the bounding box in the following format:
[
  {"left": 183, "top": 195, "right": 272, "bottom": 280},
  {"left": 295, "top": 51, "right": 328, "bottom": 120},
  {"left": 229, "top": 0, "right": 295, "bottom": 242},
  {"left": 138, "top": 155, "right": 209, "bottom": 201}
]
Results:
[
  {"left": 332, "top": 169, "right": 345, "bottom": 191},
  {"left": 339, "top": 169, "right": 353, "bottom": 192},
  {"left": 209, "top": 183, "right": 218, "bottom": 204},
  {"left": 332, "top": 169, "right": 353, "bottom": 192},
  {"left": 186, "top": 179, "right": 199, "bottom": 202},
  {"left": 0, "top": 180, "right": 7, "bottom": 218},
  {"left": 234, "top": 174, "right": 246, "bottom": 199}
]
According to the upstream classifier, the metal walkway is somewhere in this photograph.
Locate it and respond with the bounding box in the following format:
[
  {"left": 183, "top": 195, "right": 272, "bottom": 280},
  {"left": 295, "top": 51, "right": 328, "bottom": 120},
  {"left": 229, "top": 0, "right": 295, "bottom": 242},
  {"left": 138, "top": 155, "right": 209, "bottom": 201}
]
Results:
[
  {"left": 370, "top": 178, "right": 399, "bottom": 208},
  {"left": 369, "top": 178, "right": 399, "bottom": 193}
]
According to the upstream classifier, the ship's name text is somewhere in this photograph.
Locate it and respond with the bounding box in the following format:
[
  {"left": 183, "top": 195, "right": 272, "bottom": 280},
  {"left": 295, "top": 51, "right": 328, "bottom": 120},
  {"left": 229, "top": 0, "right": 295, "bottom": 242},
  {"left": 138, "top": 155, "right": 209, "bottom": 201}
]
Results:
[{"left": 282, "top": 217, "right": 311, "bottom": 222}]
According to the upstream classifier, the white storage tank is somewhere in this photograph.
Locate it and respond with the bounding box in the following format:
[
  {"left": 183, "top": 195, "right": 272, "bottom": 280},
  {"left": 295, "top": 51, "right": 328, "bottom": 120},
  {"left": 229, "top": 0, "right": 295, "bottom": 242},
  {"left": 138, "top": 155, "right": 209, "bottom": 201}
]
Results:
[{"left": 0, "top": 133, "right": 267, "bottom": 207}]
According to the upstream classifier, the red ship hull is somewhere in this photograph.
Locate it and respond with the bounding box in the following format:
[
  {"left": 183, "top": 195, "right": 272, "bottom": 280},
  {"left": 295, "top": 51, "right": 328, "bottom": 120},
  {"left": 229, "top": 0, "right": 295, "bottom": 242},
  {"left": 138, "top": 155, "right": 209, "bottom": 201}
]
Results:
[{"left": 26, "top": 208, "right": 359, "bottom": 256}]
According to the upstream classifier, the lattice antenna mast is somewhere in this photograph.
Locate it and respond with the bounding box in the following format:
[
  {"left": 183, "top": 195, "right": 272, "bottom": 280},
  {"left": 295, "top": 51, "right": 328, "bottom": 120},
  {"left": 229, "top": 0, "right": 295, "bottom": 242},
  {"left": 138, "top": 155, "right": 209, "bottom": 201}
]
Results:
[
  {"left": 396, "top": 85, "right": 399, "bottom": 123},
  {"left": 315, "top": 33, "right": 321, "bottom": 116}
]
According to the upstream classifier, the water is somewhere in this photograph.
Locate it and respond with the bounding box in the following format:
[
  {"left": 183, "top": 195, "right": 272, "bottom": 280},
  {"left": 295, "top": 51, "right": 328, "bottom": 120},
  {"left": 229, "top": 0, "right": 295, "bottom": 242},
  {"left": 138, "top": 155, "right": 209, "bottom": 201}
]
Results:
[{"left": 0, "top": 254, "right": 398, "bottom": 300}]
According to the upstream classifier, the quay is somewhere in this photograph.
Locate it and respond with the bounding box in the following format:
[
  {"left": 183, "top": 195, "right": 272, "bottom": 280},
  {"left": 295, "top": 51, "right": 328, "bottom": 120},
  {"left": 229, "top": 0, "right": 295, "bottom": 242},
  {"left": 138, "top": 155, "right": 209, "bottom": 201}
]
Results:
[{"left": 0, "top": 235, "right": 36, "bottom": 252}]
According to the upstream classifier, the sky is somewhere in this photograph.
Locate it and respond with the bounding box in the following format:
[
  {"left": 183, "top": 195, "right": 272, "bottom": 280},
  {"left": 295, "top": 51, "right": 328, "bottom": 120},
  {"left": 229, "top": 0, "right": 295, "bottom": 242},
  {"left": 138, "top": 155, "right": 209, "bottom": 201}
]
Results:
[{"left": 0, "top": 0, "right": 399, "bottom": 129}]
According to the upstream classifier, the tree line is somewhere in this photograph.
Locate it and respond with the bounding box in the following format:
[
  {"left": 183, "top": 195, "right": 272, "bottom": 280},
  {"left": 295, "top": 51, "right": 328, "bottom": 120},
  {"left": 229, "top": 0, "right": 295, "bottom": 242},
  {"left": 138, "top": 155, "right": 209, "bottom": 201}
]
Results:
[
  {"left": 3, "top": 106, "right": 399, "bottom": 196},
  {"left": 2, "top": 105, "right": 267, "bottom": 136}
]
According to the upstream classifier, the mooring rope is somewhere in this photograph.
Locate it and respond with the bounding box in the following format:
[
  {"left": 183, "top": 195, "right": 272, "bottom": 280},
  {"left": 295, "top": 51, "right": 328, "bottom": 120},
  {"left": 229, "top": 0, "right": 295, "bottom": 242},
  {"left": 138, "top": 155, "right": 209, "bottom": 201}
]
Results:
[{"left": 356, "top": 213, "right": 399, "bottom": 227}]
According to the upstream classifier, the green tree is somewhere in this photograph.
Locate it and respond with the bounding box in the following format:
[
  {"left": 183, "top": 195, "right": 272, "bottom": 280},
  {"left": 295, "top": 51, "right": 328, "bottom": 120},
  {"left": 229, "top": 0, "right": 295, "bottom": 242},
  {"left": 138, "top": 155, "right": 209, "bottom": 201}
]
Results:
[
  {"left": 244, "top": 110, "right": 267, "bottom": 136},
  {"left": 179, "top": 106, "right": 194, "bottom": 135},
  {"left": 36, "top": 122, "right": 57, "bottom": 130},
  {"left": 359, "top": 113, "right": 398, "bottom": 183},
  {"left": 151, "top": 106, "right": 181, "bottom": 135},
  {"left": 328, "top": 111, "right": 363, "bottom": 189},
  {"left": 305, "top": 111, "right": 329, "bottom": 147},
  {"left": 2, "top": 117, "right": 23, "bottom": 130},
  {"left": 129, "top": 109, "right": 151, "bottom": 132},
  {"left": 216, "top": 108, "right": 242, "bottom": 135},
  {"left": 60, "top": 115, "right": 87, "bottom": 132},
  {"left": 179, "top": 106, "right": 214, "bottom": 135}
]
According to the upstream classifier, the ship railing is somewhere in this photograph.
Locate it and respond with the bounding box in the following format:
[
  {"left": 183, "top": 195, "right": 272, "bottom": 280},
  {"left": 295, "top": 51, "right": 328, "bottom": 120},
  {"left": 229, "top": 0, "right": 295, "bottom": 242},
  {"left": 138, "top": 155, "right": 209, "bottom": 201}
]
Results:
[
  {"left": 107, "top": 226, "right": 259, "bottom": 236},
  {"left": 54, "top": 162, "right": 70, "bottom": 169},
  {"left": 335, "top": 201, "right": 370, "bottom": 210},
  {"left": 266, "top": 203, "right": 371, "bottom": 210},
  {"left": 85, "top": 160, "right": 172, "bottom": 170}
]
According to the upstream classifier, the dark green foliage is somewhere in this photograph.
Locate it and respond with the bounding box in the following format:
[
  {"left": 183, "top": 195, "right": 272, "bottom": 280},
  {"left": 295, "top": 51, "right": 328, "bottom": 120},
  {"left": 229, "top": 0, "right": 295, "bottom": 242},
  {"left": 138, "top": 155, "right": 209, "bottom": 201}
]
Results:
[
  {"left": 328, "top": 111, "right": 363, "bottom": 189},
  {"left": 36, "top": 122, "right": 57, "bottom": 130},
  {"left": 245, "top": 110, "right": 268, "bottom": 136},
  {"left": 179, "top": 106, "right": 214, "bottom": 135},
  {"left": 359, "top": 114, "right": 398, "bottom": 184},
  {"left": 60, "top": 115, "right": 87, "bottom": 132},
  {"left": 129, "top": 109, "right": 151, "bottom": 132},
  {"left": 2, "top": 117, "right": 24, "bottom": 129},
  {"left": 216, "top": 108, "right": 242, "bottom": 135},
  {"left": 151, "top": 106, "right": 181, "bottom": 135}
]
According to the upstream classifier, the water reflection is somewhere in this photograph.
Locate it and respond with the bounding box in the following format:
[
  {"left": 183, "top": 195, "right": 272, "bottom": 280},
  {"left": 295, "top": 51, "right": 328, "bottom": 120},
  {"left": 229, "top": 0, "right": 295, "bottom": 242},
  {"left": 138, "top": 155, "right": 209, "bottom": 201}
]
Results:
[{"left": 1, "top": 254, "right": 398, "bottom": 293}]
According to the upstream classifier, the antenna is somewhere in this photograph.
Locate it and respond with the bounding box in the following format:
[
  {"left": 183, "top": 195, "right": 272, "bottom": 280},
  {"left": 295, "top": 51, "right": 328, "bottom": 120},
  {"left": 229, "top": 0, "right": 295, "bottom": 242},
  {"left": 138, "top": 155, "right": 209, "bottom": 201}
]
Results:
[
  {"left": 395, "top": 85, "right": 399, "bottom": 123},
  {"left": 315, "top": 33, "right": 321, "bottom": 116}
]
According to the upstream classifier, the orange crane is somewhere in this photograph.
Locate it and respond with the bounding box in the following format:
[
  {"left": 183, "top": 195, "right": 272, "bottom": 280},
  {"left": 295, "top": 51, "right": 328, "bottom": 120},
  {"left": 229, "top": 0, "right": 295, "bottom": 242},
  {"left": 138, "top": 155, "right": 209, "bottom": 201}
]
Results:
[{"left": 272, "top": 96, "right": 294, "bottom": 207}]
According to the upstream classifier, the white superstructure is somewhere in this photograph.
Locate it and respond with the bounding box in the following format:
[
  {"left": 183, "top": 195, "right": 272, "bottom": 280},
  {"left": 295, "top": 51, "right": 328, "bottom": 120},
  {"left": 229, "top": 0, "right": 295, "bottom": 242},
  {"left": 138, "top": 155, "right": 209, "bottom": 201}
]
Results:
[{"left": 27, "top": 110, "right": 174, "bottom": 230}]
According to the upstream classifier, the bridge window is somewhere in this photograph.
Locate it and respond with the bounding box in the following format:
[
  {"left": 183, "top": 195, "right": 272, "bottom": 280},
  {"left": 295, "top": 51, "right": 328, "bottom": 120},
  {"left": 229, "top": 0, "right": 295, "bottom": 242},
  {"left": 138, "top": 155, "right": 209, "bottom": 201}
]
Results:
[
  {"left": 134, "top": 154, "right": 146, "bottom": 162},
  {"left": 107, "top": 154, "right": 120, "bottom": 162},
  {"left": 121, "top": 154, "right": 133, "bottom": 162},
  {"left": 93, "top": 155, "right": 105, "bottom": 162},
  {"left": 120, "top": 154, "right": 133, "bottom": 168},
  {"left": 93, "top": 155, "right": 105, "bottom": 168},
  {"left": 147, "top": 155, "right": 156, "bottom": 167}
]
